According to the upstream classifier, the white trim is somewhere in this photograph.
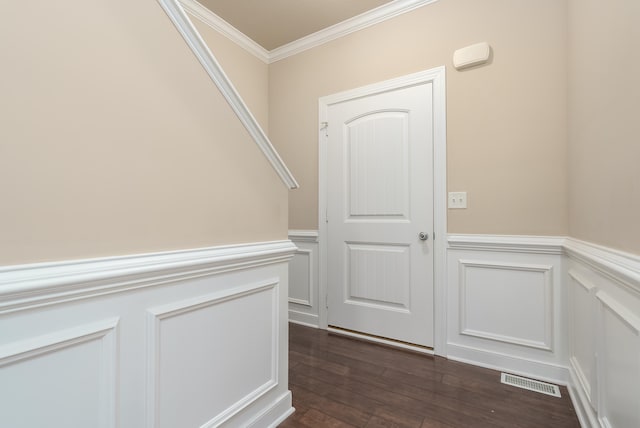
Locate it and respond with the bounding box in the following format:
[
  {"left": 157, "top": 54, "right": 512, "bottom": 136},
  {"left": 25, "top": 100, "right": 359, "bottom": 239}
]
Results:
[
  {"left": 269, "top": 0, "right": 440, "bottom": 62},
  {"left": 0, "top": 240, "right": 296, "bottom": 314},
  {"left": 178, "top": 0, "right": 270, "bottom": 63},
  {"left": 155, "top": 0, "right": 298, "bottom": 189},
  {"left": 318, "top": 66, "right": 447, "bottom": 355},
  {"left": 446, "top": 343, "right": 570, "bottom": 385},
  {"left": 568, "top": 269, "right": 597, "bottom": 292},
  {"left": 248, "top": 391, "right": 294, "bottom": 428},
  {"left": 458, "top": 260, "right": 554, "bottom": 351},
  {"left": 448, "top": 234, "right": 565, "bottom": 254},
  {"left": 570, "top": 356, "right": 592, "bottom": 406},
  {"left": 564, "top": 237, "right": 640, "bottom": 295},
  {"left": 568, "top": 363, "right": 600, "bottom": 428},
  {"left": 179, "top": 0, "right": 440, "bottom": 64},
  {"left": 596, "top": 290, "right": 640, "bottom": 335},
  {"left": 288, "top": 230, "right": 319, "bottom": 243},
  {"left": 288, "top": 247, "right": 313, "bottom": 307}
]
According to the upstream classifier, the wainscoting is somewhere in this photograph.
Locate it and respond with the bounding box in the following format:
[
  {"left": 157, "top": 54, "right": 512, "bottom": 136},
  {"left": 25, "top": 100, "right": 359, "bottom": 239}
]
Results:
[
  {"left": 291, "top": 230, "right": 640, "bottom": 428},
  {"left": 288, "top": 230, "right": 320, "bottom": 328},
  {"left": 564, "top": 238, "right": 640, "bottom": 428},
  {"left": 0, "top": 240, "right": 296, "bottom": 428},
  {"left": 448, "top": 235, "right": 640, "bottom": 428},
  {"left": 447, "top": 235, "right": 568, "bottom": 382}
]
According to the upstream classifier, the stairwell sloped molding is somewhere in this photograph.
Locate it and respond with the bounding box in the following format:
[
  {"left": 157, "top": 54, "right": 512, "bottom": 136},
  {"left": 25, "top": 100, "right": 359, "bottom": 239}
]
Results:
[{"left": 156, "top": 0, "right": 299, "bottom": 190}]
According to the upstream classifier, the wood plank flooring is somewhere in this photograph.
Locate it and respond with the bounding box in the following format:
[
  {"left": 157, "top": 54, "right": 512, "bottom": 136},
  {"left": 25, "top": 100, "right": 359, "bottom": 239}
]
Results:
[{"left": 279, "top": 323, "right": 580, "bottom": 428}]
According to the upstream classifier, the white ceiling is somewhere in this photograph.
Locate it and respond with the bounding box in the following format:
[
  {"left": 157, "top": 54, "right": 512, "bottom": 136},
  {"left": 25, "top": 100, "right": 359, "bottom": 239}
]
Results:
[{"left": 197, "top": 0, "right": 394, "bottom": 51}]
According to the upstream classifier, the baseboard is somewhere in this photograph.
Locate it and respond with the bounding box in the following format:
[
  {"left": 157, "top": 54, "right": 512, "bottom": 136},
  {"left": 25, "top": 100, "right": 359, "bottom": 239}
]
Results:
[
  {"left": 246, "top": 391, "right": 294, "bottom": 428},
  {"left": 568, "top": 364, "right": 600, "bottom": 428},
  {"left": 447, "top": 343, "right": 569, "bottom": 385},
  {"left": 288, "top": 310, "right": 320, "bottom": 328}
]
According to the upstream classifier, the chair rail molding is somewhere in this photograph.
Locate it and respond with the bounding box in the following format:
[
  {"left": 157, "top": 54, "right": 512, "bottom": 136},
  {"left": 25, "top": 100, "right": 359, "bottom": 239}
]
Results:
[
  {"left": 564, "top": 237, "right": 640, "bottom": 295},
  {"left": 155, "top": 0, "right": 298, "bottom": 189},
  {"left": 448, "top": 234, "right": 565, "bottom": 254},
  {"left": 0, "top": 240, "right": 296, "bottom": 314}
]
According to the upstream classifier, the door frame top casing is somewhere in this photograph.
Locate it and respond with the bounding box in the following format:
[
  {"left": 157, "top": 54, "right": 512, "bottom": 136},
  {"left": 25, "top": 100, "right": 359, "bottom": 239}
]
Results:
[{"left": 318, "top": 66, "right": 447, "bottom": 356}]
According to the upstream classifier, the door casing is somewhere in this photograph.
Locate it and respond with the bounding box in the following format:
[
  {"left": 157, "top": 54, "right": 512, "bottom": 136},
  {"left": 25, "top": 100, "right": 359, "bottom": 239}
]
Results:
[{"left": 318, "top": 66, "right": 448, "bottom": 356}]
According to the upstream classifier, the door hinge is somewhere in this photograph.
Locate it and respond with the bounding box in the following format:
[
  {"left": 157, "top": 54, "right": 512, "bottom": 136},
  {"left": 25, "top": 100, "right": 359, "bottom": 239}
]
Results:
[{"left": 320, "top": 121, "right": 328, "bottom": 137}]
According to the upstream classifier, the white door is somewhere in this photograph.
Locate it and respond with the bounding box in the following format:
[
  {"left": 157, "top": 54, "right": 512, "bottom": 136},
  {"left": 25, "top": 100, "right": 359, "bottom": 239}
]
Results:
[{"left": 326, "top": 82, "right": 434, "bottom": 348}]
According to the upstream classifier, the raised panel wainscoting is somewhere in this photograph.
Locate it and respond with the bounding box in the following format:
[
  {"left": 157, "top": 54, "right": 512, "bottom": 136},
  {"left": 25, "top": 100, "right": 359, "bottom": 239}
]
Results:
[
  {"left": 564, "top": 238, "right": 640, "bottom": 428},
  {"left": 448, "top": 235, "right": 640, "bottom": 428},
  {"left": 447, "top": 235, "right": 568, "bottom": 383},
  {"left": 0, "top": 240, "right": 296, "bottom": 428},
  {"left": 288, "top": 230, "right": 320, "bottom": 328}
]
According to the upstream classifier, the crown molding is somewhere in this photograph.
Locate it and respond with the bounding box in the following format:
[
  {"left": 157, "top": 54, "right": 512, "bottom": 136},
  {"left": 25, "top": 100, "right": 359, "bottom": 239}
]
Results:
[
  {"left": 179, "top": 0, "right": 270, "bottom": 64},
  {"left": 180, "top": 0, "right": 439, "bottom": 64},
  {"left": 157, "top": 0, "right": 298, "bottom": 189},
  {"left": 269, "top": 0, "right": 439, "bottom": 62}
]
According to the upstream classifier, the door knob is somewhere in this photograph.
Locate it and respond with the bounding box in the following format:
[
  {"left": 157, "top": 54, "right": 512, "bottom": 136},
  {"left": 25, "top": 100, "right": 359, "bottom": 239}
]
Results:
[{"left": 418, "top": 232, "right": 429, "bottom": 241}]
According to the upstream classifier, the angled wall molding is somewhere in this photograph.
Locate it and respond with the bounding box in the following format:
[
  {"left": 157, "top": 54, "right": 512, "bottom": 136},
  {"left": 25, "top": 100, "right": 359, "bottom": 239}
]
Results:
[
  {"left": 156, "top": 0, "right": 298, "bottom": 189},
  {"left": 0, "top": 240, "right": 296, "bottom": 314},
  {"left": 180, "top": 0, "right": 440, "bottom": 64}
]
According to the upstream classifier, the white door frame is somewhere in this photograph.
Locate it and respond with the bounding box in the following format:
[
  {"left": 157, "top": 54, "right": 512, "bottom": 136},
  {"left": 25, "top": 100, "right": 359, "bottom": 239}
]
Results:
[{"left": 318, "top": 66, "right": 448, "bottom": 356}]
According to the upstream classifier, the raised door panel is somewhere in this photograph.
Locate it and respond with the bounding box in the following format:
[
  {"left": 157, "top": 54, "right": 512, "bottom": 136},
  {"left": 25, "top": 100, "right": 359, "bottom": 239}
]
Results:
[{"left": 346, "top": 112, "right": 409, "bottom": 220}]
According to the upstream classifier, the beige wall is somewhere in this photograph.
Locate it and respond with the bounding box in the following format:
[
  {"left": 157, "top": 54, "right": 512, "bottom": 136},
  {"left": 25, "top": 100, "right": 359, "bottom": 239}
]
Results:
[
  {"left": 0, "top": 0, "right": 286, "bottom": 265},
  {"left": 191, "top": 15, "right": 270, "bottom": 132},
  {"left": 568, "top": 0, "right": 640, "bottom": 254},
  {"left": 269, "top": 0, "right": 568, "bottom": 235}
]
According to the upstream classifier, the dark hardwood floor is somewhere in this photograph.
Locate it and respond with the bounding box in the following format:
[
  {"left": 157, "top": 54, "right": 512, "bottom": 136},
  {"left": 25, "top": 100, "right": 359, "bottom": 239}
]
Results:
[{"left": 279, "top": 323, "right": 580, "bottom": 428}]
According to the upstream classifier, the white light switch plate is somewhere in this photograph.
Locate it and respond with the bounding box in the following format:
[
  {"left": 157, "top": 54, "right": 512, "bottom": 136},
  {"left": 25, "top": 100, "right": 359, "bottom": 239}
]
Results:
[{"left": 448, "top": 192, "right": 467, "bottom": 209}]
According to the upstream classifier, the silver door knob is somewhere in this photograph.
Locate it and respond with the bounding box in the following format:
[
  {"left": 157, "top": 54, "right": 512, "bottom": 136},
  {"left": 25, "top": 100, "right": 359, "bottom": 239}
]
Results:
[{"left": 418, "top": 232, "right": 429, "bottom": 241}]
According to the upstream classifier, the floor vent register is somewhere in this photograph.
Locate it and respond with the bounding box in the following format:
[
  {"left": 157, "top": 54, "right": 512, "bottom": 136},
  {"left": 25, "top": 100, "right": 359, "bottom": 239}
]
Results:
[{"left": 500, "top": 373, "right": 561, "bottom": 397}]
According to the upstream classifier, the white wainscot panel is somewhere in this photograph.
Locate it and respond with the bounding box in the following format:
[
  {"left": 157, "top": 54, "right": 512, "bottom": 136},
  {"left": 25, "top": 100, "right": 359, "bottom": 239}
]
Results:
[
  {"left": 459, "top": 260, "right": 553, "bottom": 351},
  {"left": 288, "top": 231, "right": 319, "bottom": 327},
  {"left": 0, "top": 319, "right": 118, "bottom": 428},
  {"left": 597, "top": 291, "right": 640, "bottom": 428},
  {"left": 147, "top": 281, "right": 278, "bottom": 428},
  {"left": 289, "top": 249, "right": 312, "bottom": 307},
  {"left": 568, "top": 270, "right": 596, "bottom": 405}
]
